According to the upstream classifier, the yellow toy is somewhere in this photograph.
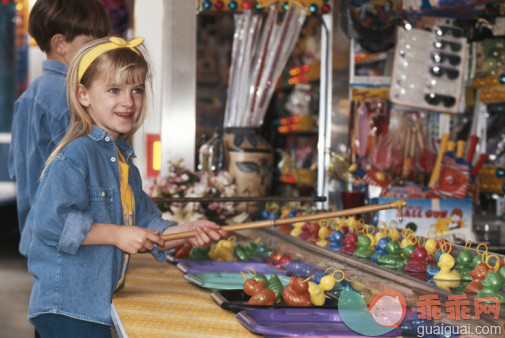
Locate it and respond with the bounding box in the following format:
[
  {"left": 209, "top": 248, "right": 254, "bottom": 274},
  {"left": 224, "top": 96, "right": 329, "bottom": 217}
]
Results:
[
  {"left": 347, "top": 216, "right": 359, "bottom": 232},
  {"left": 400, "top": 229, "right": 416, "bottom": 249},
  {"left": 308, "top": 281, "right": 326, "bottom": 306},
  {"left": 290, "top": 221, "right": 305, "bottom": 237},
  {"left": 424, "top": 231, "right": 438, "bottom": 258},
  {"left": 363, "top": 224, "right": 377, "bottom": 249},
  {"left": 434, "top": 243, "right": 461, "bottom": 281},
  {"left": 375, "top": 222, "right": 388, "bottom": 242},
  {"left": 316, "top": 220, "right": 330, "bottom": 247},
  {"left": 208, "top": 236, "right": 236, "bottom": 261},
  {"left": 319, "top": 267, "right": 345, "bottom": 291}
]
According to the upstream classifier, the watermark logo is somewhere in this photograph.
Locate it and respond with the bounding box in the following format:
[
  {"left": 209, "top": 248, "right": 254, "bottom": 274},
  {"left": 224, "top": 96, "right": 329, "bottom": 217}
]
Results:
[
  {"left": 369, "top": 290, "right": 407, "bottom": 328},
  {"left": 338, "top": 289, "right": 406, "bottom": 336}
]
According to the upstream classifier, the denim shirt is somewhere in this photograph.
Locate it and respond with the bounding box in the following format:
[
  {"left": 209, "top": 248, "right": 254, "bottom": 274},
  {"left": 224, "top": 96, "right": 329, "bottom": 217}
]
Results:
[
  {"left": 8, "top": 60, "right": 71, "bottom": 255},
  {"left": 26, "top": 126, "right": 173, "bottom": 326}
]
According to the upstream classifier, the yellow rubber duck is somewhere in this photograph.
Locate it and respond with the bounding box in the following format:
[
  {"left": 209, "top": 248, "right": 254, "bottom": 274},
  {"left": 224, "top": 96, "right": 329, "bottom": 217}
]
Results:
[
  {"left": 316, "top": 221, "right": 330, "bottom": 247},
  {"left": 308, "top": 281, "right": 325, "bottom": 306},
  {"left": 209, "top": 236, "right": 236, "bottom": 261},
  {"left": 290, "top": 221, "right": 305, "bottom": 237},
  {"left": 434, "top": 253, "right": 461, "bottom": 281}
]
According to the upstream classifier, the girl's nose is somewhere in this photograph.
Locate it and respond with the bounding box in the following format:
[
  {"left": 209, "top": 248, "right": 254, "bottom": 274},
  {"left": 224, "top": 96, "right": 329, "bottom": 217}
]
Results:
[{"left": 121, "top": 92, "right": 134, "bottom": 107}]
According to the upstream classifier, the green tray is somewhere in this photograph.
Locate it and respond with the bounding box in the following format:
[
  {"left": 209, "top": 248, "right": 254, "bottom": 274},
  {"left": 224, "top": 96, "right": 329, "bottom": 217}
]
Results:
[{"left": 184, "top": 272, "right": 291, "bottom": 291}]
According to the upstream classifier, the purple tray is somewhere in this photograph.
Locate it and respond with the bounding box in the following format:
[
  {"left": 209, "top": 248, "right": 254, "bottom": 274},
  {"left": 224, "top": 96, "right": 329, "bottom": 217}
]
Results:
[
  {"left": 166, "top": 252, "right": 187, "bottom": 263},
  {"left": 236, "top": 308, "right": 402, "bottom": 336},
  {"left": 176, "top": 261, "right": 286, "bottom": 275}
]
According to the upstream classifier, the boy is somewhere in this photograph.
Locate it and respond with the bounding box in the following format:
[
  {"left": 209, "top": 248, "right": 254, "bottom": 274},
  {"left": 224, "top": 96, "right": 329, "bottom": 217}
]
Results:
[{"left": 8, "top": 0, "right": 111, "bottom": 256}]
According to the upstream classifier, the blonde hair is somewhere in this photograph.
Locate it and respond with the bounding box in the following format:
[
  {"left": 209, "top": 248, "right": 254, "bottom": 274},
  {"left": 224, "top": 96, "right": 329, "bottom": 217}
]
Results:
[{"left": 44, "top": 36, "right": 152, "bottom": 173}]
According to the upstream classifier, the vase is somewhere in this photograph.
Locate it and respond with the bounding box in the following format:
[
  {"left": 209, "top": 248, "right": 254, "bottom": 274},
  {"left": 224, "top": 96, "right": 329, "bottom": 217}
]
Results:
[{"left": 223, "top": 127, "right": 274, "bottom": 213}]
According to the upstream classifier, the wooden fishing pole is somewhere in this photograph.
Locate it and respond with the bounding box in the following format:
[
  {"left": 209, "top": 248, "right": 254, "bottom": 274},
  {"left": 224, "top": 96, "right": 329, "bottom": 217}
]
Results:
[{"left": 161, "top": 199, "right": 407, "bottom": 241}]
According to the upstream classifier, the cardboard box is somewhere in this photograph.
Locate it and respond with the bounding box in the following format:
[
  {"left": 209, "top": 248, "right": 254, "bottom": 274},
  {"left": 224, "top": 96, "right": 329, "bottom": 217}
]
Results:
[{"left": 373, "top": 197, "right": 473, "bottom": 239}]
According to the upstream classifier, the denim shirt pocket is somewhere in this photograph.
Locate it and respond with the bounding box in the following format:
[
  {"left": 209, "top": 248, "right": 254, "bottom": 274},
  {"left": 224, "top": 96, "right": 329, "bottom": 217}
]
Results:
[{"left": 88, "top": 187, "right": 114, "bottom": 215}]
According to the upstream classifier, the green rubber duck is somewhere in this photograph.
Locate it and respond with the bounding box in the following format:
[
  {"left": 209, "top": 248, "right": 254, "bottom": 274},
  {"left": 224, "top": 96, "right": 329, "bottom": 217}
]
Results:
[
  {"left": 454, "top": 251, "right": 473, "bottom": 281},
  {"left": 476, "top": 272, "right": 505, "bottom": 304},
  {"left": 353, "top": 234, "right": 375, "bottom": 259},
  {"left": 470, "top": 254, "right": 484, "bottom": 269},
  {"left": 402, "top": 244, "right": 416, "bottom": 263},
  {"left": 188, "top": 246, "right": 211, "bottom": 260},
  {"left": 377, "top": 241, "right": 405, "bottom": 270}
]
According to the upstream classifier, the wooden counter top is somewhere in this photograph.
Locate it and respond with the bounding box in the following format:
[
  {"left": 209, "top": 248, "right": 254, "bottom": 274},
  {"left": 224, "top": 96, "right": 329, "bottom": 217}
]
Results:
[{"left": 111, "top": 254, "right": 256, "bottom": 337}]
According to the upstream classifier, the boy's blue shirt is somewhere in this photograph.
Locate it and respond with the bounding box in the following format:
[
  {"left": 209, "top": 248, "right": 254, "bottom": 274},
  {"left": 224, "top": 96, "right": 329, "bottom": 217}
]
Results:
[
  {"left": 8, "top": 60, "right": 71, "bottom": 255},
  {"left": 26, "top": 125, "right": 173, "bottom": 326}
]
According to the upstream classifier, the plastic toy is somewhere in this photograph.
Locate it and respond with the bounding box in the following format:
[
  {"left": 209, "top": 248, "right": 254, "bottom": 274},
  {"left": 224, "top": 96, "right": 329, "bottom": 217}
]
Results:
[
  {"left": 404, "top": 246, "right": 428, "bottom": 273},
  {"left": 308, "top": 281, "right": 326, "bottom": 306},
  {"left": 326, "top": 230, "right": 344, "bottom": 252},
  {"left": 340, "top": 232, "right": 359, "bottom": 255},
  {"left": 402, "top": 244, "right": 416, "bottom": 263},
  {"left": 353, "top": 234, "right": 375, "bottom": 259},
  {"left": 465, "top": 262, "right": 494, "bottom": 294},
  {"left": 376, "top": 240, "right": 405, "bottom": 270},
  {"left": 476, "top": 272, "right": 505, "bottom": 304},
  {"left": 282, "top": 276, "right": 311, "bottom": 306},
  {"left": 209, "top": 236, "right": 236, "bottom": 261},
  {"left": 372, "top": 237, "right": 390, "bottom": 264},
  {"left": 188, "top": 245, "right": 211, "bottom": 260},
  {"left": 454, "top": 242, "right": 474, "bottom": 281},
  {"left": 433, "top": 243, "right": 461, "bottom": 281},
  {"left": 316, "top": 219, "right": 331, "bottom": 247}
]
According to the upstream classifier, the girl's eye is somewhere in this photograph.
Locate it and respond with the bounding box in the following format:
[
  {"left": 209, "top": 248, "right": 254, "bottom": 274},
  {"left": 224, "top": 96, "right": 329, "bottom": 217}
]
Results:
[
  {"left": 109, "top": 88, "right": 119, "bottom": 94},
  {"left": 133, "top": 87, "right": 144, "bottom": 94}
]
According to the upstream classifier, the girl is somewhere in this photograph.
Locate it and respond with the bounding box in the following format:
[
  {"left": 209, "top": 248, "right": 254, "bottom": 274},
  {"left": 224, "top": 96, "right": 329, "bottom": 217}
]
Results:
[{"left": 26, "top": 37, "right": 228, "bottom": 337}]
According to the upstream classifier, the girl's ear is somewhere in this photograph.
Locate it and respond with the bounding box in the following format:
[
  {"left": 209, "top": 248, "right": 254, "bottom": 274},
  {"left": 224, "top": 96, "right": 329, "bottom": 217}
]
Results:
[{"left": 77, "top": 84, "right": 90, "bottom": 107}]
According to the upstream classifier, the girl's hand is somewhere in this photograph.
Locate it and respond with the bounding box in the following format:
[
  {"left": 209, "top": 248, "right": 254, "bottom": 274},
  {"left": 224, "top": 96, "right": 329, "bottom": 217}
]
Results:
[
  {"left": 115, "top": 226, "right": 165, "bottom": 254},
  {"left": 161, "top": 220, "right": 228, "bottom": 250}
]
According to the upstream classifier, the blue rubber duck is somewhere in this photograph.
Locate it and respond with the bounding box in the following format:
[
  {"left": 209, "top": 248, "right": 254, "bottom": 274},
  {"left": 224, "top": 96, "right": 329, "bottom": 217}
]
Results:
[
  {"left": 371, "top": 237, "right": 390, "bottom": 264},
  {"left": 426, "top": 250, "right": 444, "bottom": 277},
  {"left": 326, "top": 230, "right": 344, "bottom": 252}
]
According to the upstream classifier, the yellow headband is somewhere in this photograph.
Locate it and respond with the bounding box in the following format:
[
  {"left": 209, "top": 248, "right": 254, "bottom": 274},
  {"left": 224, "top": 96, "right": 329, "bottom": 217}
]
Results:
[{"left": 78, "top": 37, "right": 145, "bottom": 82}]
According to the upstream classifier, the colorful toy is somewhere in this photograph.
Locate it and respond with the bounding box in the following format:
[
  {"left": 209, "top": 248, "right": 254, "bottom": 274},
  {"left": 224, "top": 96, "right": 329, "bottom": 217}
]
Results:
[
  {"left": 233, "top": 238, "right": 260, "bottom": 261},
  {"left": 316, "top": 220, "right": 331, "bottom": 247},
  {"left": 290, "top": 221, "right": 305, "bottom": 237},
  {"left": 404, "top": 246, "right": 428, "bottom": 273},
  {"left": 466, "top": 262, "right": 494, "bottom": 294},
  {"left": 376, "top": 240, "right": 405, "bottom": 270},
  {"left": 353, "top": 234, "right": 375, "bottom": 259},
  {"left": 426, "top": 251, "right": 444, "bottom": 277},
  {"left": 434, "top": 243, "right": 461, "bottom": 281},
  {"left": 209, "top": 236, "right": 236, "bottom": 261},
  {"left": 476, "top": 272, "right": 505, "bottom": 304},
  {"left": 402, "top": 244, "right": 416, "bottom": 263},
  {"left": 188, "top": 245, "right": 211, "bottom": 260},
  {"left": 372, "top": 237, "right": 390, "bottom": 264},
  {"left": 454, "top": 242, "right": 474, "bottom": 281},
  {"left": 340, "top": 232, "right": 359, "bottom": 255},
  {"left": 173, "top": 242, "right": 192, "bottom": 259},
  {"left": 308, "top": 281, "right": 326, "bottom": 306},
  {"left": 326, "top": 230, "right": 344, "bottom": 252},
  {"left": 282, "top": 276, "right": 312, "bottom": 307}
]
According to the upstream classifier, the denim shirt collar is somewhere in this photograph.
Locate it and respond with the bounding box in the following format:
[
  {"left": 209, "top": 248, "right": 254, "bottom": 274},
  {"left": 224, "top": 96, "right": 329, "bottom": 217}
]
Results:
[
  {"left": 42, "top": 60, "right": 68, "bottom": 76},
  {"left": 88, "top": 125, "right": 136, "bottom": 161}
]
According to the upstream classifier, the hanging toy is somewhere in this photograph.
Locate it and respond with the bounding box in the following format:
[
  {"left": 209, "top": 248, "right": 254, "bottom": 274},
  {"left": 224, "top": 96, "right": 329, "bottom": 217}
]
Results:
[
  {"left": 319, "top": 267, "right": 345, "bottom": 292},
  {"left": 374, "top": 222, "right": 388, "bottom": 243},
  {"left": 363, "top": 223, "right": 377, "bottom": 249},
  {"left": 476, "top": 255, "right": 505, "bottom": 303},
  {"left": 400, "top": 229, "right": 416, "bottom": 249},
  {"left": 282, "top": 276, "right": 312, "bottom": 307},
  {"left": 404, "top": 244, "right": 428, "bottom": 273},
  {"left": 470, "top": 243, "right": 488, "bottom": 269},
  {"left": 387, "top": 221, "right": 401, "bottom": 242}
]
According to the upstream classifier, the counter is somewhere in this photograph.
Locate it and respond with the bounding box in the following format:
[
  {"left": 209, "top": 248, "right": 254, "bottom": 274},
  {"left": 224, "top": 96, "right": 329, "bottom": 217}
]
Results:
[{"left": 111, "top": 254, "right": 255, "bottom": 337}]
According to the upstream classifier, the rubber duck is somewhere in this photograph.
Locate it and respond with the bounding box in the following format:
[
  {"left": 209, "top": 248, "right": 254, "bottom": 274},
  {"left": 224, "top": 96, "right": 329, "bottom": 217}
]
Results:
[
  {"left": 347, "top": 216, "right": 359, "bottom": 232},
  {"left": 466, "top": 263, "right": 494, "bottom": 294},
  {"left": 470, "top": 254, "right": 484, "bottom": 269},
  {"left": 290, "top": 221, "right": 305, "bottom": 237},
  {"left": 372, "top": 237, "right": 390, "bottom": 264},
  {"left": 299, "top": 220, "right": 320, "bottom": 243},
  {"left": 353, "top": 234, "right": 375, "bottom": 259},
  {"left": 376, "top": 240, "right": 405, "bottom": 270},
  {"left": 404, "top": 246, "right": 428, "bottom": 273},
  {"left": 308, "top": 281, "right": 326, "bottom": 306},
  {"left": 454, "top": 251, "right": 474, "bottom": 281},
  {"left": 434, "top": 253, "right": 461, "bottom": 281},
  {"left": 282, "top": 276, "right": 311, "bottom": 306},
  {"left": 433, "top": 279, "right": 461, "bottom": 291},
  {"left": 316, "top": 220, "right": 331, "bottom": 247},
  {"left": 476, "top": 272, "right": 505, "bottom": 303},
  {"left": 209, "top": 237, "right": 236, "bottom": 261},
  {"left": 402, "top": 244, "right": 416, "bottom": 263},
  {"left": 340, "top": 232, "right": 359, "bottom": 255},
  {"left": 374, "top": 223, "right": 388, "bottom": 243},
  {"left": 326, "top": 230, "right": 344, "bottom": 252}
]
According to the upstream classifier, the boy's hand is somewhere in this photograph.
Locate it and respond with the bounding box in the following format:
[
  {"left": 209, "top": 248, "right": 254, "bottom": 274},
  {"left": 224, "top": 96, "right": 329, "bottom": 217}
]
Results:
[{"left": 116, "top": 226, "right": 165, "bottom": 254}]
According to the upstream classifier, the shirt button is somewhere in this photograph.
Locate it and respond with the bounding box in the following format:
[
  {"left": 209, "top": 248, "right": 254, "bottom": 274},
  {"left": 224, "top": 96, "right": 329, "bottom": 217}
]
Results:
[
  {"left": 105, "top": 136, "right": 111, "bottom": 142},
  {"left": 111, "top": 157, "right": 116, "bottom": 162},
  {"left": 101, "top": 192, "right": 105, "bottom": 197}
]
